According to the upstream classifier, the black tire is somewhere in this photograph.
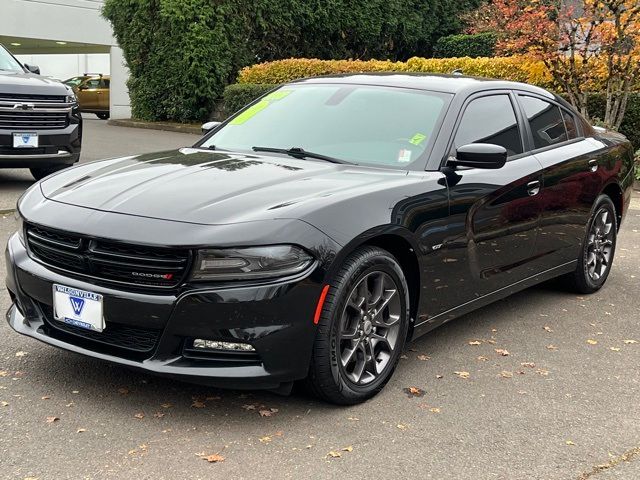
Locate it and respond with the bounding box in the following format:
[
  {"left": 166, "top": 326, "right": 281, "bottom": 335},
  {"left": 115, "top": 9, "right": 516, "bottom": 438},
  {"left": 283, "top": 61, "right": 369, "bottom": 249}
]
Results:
[
  {"left": 306, "top": 246, "right": 410, "bottom": 405},
  {"left": 96, "top": 112, "right": 110, "bottom": 120},
  {"left": 563, "top": 194, "right": 617, "bottom": 294},
  {"left": 30, "top": 165, "right": 71, "bottom": 181}
]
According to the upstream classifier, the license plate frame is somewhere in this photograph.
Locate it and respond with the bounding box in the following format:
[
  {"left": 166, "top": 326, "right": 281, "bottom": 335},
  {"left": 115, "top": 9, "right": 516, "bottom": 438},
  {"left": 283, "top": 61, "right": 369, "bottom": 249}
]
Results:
[
  {"left": 13, "top": 132, "right": 39, "bottom": 148},
  {"left": 52, "top": 284, "right": 105, "bottom": 333}
]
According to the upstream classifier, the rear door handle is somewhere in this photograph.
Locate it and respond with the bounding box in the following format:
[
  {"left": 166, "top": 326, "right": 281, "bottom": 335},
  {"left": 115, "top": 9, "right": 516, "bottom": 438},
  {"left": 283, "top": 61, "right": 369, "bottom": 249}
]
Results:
[
  {"left": 588, "top": 159, "right": 598, "bottom": 172},
  {"left": 527, "top": 180, "right": 541, "bottom": 196}
]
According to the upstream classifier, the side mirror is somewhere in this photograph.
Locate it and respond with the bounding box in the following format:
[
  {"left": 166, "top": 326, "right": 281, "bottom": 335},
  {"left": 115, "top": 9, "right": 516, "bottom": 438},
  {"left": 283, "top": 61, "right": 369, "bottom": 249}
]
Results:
[
  {"left": 449, "top": 143, "right": 507, "bottom": 169},
  {"left": 24, "top": 64, "right": 40, "bottom": 75},
  {"left": 201, "top": 121, "right": 221, "bottom": 134}
]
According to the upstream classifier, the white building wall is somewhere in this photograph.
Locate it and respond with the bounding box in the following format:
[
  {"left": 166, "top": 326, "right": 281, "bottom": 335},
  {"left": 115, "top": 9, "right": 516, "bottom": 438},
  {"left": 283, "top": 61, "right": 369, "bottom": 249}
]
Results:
[{"left": 0, "top": 0, "right": 131, "bottom": 119}]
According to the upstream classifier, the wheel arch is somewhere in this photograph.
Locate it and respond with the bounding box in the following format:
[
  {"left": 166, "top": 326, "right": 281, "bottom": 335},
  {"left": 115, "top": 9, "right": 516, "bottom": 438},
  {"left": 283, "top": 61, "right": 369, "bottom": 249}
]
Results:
[
  {"left": 601, "top": 181, "right": 623, "bottom": 230},
  {"left": 325, "top": 227, "right": 421, "bottom": 339}
]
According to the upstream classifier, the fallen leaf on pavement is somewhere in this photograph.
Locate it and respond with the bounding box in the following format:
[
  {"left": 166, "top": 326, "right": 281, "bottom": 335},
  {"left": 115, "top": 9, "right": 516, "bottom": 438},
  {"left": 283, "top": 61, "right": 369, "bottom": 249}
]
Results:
[
  {"left": 468, "top": 340, "right": 481, "bottom": 346},
  {"left": 454, "top": 371, "right": 470, "bottom": 379},
  {"left": 15, "top": 351, "right": 28, "bottom": 357},
  {"left": 430, "top": 407, "right": 441, "bottom": 413},
  {"left": 546, "top": 344, "right": 558, "bottom": 350},
  {"left": 417, "top": 355, "right": 430, "bottom": 361},
  {"left": 435, "top": 375, "right": 443, "bottom": 379},
  {"left": 202, "top": 453, "right": 225, "bottom": 463},
  {"left": 500, "top": 371, "right": 513, "bottom": 378},
  {"left": 495, "top": 349, "right": 510, "bottom": 356},
  {"left": 46, "top": 416, "right": 59, "bottom": 423},
  {"left": 536, "top": 369, "right": 550, "bottom": 376},
  {"left": 117, "top": 388, "right": 129, "bottom": 395},
  {"left": 586, "top": 339, "right": 598, "bottom": 345},
  {"left": 521, "top": 362, "right": 536, "bottom": 368},
  {"left": 477, "top": 356, "right": 488, "bottom": 361},
  {"left": 134, "top": 412, "right": 145, "bottom": 419},
  {"left": 259, "top": 436, "right": 272, "bottom": 443},
  {"left": 160, "top": 403, "right": 173, "bottom": 409},
  {"left": 153, "top": 412, "right": 165, "bottom": 418},
  {"left": 41, "top": 396, "right": 50, "bottom": 400},
  {"left": 543, "top": 326, "right": 553, "bottom": 332},
  {"left": 1, "top": 401, "right": 8, "bottom": 407},
  {"left": 327, "top": 451, "right": 342, "bottom": 458},
  {"left": 0, "top": 371, "right": 8, "bottom": 377},
  {"left": 566, "top": 440, "right": 575, "bottom": 446},
  {"left": 191, "top": 400, "right": 206, "bottom": 409},
  {"left": 77, "top": 428, "right": 86, "bottom": 433},
  {"left": 206, "top": 395, "right": 221, "bottom": 401},
  {"left": 610, "top": 347, "right": 621, "bottom": 352},
  {"left": 403, "top": 386, "right": 425, "bottom": 397},
  {"left": 347, "top": 417, "right": 359, "bottom": 421},
  {"left": 342, "top": 446, "right": 353, "bottom": 452},
  {"left": 259, "top": 408, "right": 278, "bottom": 417},
  {"left": 624, "top": 340, "right": 637, "bottom": 344},
  {"left": 242, "top": 404, "right": 258, "bottom": 411},
  {"left": 397, "top": 423, "right": 408, "bottom": 430}
]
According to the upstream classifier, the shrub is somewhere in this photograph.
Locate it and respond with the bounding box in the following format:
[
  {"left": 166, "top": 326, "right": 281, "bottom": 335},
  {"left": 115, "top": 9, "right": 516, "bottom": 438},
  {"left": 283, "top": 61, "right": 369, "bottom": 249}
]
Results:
[
  {"left": 102, "top": 0, "right": 483, "bottom": 121},
  {"left": 222, "top": 84, "right": 275, "bottom": 117},
  {"left": 587, "top": 94, "right": 640, "bottom": 151},
  {"left": 238, "top": 56, "right": 554, "bottom": 89},
  {"left": 433, "top": 32, "right": 497, "bottom": 58}
]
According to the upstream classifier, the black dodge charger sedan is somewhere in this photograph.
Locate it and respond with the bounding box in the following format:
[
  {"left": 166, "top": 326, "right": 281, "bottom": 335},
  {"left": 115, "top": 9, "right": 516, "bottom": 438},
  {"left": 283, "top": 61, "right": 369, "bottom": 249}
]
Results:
[{"left": 6, "top": 74, "right": 634, "bottom": 404}]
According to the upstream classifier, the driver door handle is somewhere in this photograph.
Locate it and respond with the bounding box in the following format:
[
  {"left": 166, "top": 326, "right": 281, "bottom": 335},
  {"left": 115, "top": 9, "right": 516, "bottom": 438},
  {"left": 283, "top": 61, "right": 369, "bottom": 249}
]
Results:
[
  {"left": 527, "top": 180, "right": 541, "bottom": 196},
  {"left": 588, "top": 159, "right": 598, "bottom": 172}
]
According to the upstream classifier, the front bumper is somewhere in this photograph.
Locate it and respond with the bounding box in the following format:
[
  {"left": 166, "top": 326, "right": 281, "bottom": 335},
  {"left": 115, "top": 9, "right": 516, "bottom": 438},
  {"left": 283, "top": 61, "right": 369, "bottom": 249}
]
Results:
[
  {"left": 5, "top": 232, "right": 323, "bottom": 390},
  {"left": 0, "top": 112, "right": 82, "bottom": 168}
]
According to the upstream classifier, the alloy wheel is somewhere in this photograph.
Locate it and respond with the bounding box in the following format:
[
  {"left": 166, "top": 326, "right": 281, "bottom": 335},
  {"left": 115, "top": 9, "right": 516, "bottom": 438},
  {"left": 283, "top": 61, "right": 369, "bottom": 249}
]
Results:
[
  {"left": 586, "top": 207, "right": 614, "bottom": 281},
  {"left": 338, "top": 271, "right": 402, "bottom": 385}
]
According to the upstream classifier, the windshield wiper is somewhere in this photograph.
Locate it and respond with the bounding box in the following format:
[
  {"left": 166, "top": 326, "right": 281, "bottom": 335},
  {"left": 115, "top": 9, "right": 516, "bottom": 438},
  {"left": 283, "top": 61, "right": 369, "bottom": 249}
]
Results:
[{"left": 252, "top": 146, "right": 350, "bottom": 164}]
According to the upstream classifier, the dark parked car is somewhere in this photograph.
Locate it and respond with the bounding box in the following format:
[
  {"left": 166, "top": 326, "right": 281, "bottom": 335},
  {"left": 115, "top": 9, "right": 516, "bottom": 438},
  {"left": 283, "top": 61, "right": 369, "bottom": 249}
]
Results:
[
  {"left": 6, "top": 74, "right": 634, "bottom": 404},
  {"left": 0, "top": 44, "right": 82, "bottom": 180}
]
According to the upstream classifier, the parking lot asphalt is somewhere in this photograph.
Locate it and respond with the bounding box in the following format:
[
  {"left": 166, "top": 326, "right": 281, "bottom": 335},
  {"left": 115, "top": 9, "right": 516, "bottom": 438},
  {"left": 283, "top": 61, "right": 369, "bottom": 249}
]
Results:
[{"left": 0, "top": 118, "right": 639, "bottom": 479}]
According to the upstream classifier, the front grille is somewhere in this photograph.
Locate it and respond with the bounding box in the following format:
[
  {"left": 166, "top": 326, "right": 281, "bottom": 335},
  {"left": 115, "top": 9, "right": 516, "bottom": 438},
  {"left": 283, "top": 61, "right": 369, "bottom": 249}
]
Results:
[
  {"left": 26, "top": 224, "right": 192, "bottom": 289},
  {"left": 0, "top": 93, "right": 67, "bottom": 103},
  {"left": 0, "top": 93, "right": 70, "bottom": 130},
  {"left": 0, "top": 110, "right": 68, "bottom": 129},
  {"left": 38, "top": 302, "right": 160, "bottom": 353}
]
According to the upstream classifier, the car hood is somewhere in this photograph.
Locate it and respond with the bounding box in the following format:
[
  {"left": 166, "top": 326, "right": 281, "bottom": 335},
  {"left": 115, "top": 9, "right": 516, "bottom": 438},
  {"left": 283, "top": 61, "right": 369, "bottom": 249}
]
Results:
[
  {"left": 39, "top": 149, "right": 408, "bottom": 225},
  {"left": 0, "top": 70, "right": 71, "bottom": 96}
]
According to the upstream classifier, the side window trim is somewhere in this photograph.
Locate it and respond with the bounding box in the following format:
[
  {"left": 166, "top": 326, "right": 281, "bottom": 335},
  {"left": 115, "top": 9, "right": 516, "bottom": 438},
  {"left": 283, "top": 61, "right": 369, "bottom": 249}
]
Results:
[
  {"left": 514, "top": 92, "right": 586, "bottom": 155},
  {"left": 441, "top": 90, "right": 527, "bottom": 167}
]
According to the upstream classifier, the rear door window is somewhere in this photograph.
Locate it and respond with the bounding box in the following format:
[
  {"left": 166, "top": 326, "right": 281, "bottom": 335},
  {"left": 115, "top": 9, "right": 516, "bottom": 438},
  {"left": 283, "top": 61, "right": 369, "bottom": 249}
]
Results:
[{"left": 519, "top": 96, "right": 571, "bottom": 149}]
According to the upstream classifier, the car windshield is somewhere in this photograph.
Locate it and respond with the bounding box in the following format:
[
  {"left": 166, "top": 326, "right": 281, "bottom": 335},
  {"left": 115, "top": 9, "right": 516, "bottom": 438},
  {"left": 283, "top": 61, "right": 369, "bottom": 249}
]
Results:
[
  {"left": 0, "top": 45, "right": 24, "bottom": 72},
  {"left": 201, "top": 84, "right": 451, "bottom": 168},
  {"left": 64, "top": 77, "right": 85, "bottom": 87}
]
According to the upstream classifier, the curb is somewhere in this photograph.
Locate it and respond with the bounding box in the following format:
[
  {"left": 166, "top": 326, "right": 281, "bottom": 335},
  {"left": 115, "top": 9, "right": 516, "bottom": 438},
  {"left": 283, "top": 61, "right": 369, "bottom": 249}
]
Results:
[{"left": 107, "top": 118, "right": 202, "bottom": 135}]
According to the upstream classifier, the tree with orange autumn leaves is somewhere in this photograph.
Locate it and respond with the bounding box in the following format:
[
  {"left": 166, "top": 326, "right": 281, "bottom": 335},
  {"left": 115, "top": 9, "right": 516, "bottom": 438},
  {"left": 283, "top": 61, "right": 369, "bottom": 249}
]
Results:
[{"left": 465, "top": 0, "right": 640, "bottom": 129}]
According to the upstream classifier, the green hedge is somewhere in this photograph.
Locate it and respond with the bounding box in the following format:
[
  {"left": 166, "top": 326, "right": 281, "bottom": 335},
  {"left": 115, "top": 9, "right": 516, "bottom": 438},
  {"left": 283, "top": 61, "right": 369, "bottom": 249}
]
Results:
[
  {"left": 221, "top": 84, "right": 640, "bottom": 151},
  {"left": 221, "top": 84, "right": 275, "bottom": 117},
  {"left": 102, "top": 0, "right": 482, "bottom": 122},
  {"left": 433, "top": 33, "right": 497, "bottom": 58}
]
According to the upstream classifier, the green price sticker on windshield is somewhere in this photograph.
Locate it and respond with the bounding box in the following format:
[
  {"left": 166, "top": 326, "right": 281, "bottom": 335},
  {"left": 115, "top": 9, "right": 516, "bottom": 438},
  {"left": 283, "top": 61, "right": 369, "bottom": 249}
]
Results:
[
  {"left": 409, "top": 133, "right": 427, "bottom": 146},
  {"left": 230, "top": 100, "right": 271, "bottom": 125}
]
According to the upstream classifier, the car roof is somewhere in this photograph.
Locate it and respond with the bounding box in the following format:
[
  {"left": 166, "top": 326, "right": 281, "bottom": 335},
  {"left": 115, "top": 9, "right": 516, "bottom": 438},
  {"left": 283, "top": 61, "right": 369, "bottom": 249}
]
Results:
[{"left": 292, "top": 73, "right": 555, "bottom": 99}]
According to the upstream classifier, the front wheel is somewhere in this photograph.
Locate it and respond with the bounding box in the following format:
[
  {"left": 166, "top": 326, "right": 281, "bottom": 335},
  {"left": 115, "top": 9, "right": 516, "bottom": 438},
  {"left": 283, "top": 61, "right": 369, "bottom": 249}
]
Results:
[
  {"left": 306, "top": 246, "right": 410, "bottom": 405},
  {"left": 96, "top": 112, "right": 110, "bottom": 120},
  {"left": 563, "top": 194, "right": 617, "bottom": 294}
]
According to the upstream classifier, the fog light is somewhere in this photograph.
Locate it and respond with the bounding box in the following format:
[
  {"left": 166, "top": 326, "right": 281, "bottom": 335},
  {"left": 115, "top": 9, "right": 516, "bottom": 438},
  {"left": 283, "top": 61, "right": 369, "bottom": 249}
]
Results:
[{"left": 192, "top": 338, "right": 255, "bottom": 351}]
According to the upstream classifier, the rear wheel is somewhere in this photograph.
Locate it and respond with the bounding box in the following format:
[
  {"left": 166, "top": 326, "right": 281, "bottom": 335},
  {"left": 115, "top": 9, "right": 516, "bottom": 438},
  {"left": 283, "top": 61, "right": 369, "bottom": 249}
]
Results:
[
  {"left": 563, "top": 195, "right": 617, "bottom": 293},
  {"left": 96, "top": 112, "right": 110, "bottom": 120},
  {"left": 306, "top": 246, "right": 410, "bottom": 405},
  {"left": 30, "top": 165, "right": 71, "bottom": 181}
]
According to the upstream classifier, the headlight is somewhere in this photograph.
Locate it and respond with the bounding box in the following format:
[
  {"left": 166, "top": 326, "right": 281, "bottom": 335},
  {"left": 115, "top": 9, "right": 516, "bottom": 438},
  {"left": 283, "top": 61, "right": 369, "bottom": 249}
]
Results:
[
  {"left": 14, "top": 210, "right": 24, "bottom": 244},
  {"left": 65, "top": 92, "right": 77, "bottom": 104},
  {"left": 191, "top": 245, "right": 314, "bottom": 281}
]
